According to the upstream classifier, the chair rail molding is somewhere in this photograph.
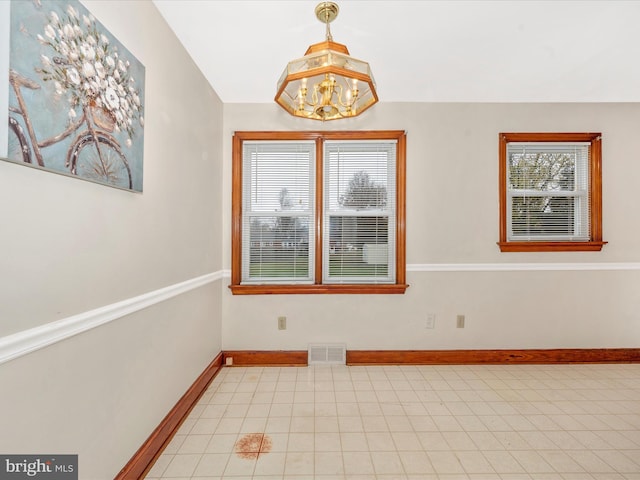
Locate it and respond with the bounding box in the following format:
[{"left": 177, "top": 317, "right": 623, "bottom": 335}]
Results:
[
  {"left": 0, "top": 271, "right": 223, "bottom": 365},
  {"left": 407, "top": 262, "right": 640, "bottom": 272}
]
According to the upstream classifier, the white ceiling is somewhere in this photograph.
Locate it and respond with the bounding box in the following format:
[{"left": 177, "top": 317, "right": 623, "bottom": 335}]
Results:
[{"left": 152, "top": 0, "right": 640, "bottom": 104}]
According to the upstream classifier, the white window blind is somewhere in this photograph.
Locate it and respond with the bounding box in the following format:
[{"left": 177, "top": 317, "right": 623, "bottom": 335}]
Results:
[
  {"left": 323, "top": 140, "right": 397, "bottom": 283},
  {"left": 506, "top": 142, "right": 590, "bottom": 241},
  {"left": 242, "top": 141, "right": 315, "bottom": 284}
]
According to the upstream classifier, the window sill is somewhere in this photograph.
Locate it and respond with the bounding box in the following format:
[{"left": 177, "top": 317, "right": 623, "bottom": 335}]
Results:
[
  {"left": 497, "top": 241, "right": 607, "bottom": 252},
  {"left": 228, "top": 284, "right": 410, "bottom": 295}
]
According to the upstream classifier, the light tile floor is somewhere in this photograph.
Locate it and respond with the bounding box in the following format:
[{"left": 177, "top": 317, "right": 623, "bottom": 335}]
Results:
[{"left": 144, "top": 363, "right": 640, "bottom": 479}]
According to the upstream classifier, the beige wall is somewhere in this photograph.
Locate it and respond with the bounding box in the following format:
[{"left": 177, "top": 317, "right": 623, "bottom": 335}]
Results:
[
  {"left": 222, "top": 102, "right": 640, "bottom": 350},
  {"left": 0, "top": 1, "right": 224, "bottom": 477}
]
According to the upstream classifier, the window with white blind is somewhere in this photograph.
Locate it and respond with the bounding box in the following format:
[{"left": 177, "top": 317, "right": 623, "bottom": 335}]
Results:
[
  {"left": 230, "top": 131, "right": 407, "bottom": 295},
  {"left": 498, "top": 133, "right": 606, "bottom": 252},
  {"left": 242, "top": 141, "right": 315, "bottom": 284},
  {"left": 323, "top": 141, "right": 396, "bottom": 284}
]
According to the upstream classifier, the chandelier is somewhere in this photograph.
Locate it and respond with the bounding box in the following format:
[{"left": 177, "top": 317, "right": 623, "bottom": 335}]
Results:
[{"left": 275, "top": 1, "right": 378, "bottom": 121}]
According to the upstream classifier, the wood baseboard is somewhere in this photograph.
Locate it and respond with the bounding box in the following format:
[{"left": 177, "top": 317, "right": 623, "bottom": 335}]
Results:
[
  {"left": 221, "top": 348, "right": 640, "bottom": 367},
  {"left": 115, "top": 352, "right": 223, "bottom": 480},
  {"left": 346, "top": 348, "right": 640, "bottom": 365},
  {"left": 223, "top": 350, "right": 307, "bottom": 366}
]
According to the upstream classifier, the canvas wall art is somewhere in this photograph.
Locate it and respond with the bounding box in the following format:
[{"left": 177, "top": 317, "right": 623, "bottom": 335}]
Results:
[{"left": 4, "top": 0, "right": 145, "bottom": 192}]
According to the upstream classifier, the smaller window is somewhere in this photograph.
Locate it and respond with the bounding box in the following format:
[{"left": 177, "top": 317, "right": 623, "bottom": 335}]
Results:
[{"left": 498, "top": 133, "right": 606, "bottom": 252}]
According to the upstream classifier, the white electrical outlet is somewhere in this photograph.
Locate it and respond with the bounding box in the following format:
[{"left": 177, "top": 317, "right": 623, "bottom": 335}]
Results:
[
  {"left": 426, "top": 313, "right": 436, "bottom": 329},
  {"left": 278, "top": 316, "right": 287, "bottom": 330},
  {"left": 456, "top": 315, "right": 465, "bottom": 328}
]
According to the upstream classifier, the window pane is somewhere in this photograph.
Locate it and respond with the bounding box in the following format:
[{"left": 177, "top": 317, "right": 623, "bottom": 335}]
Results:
[
  {"left": 244, "top": 142, "right": 314, "bottom": 213},
  {"left": 508, "top": 150, "right": 578, "bottom": 192},
  {"left": 507, "top": 142, "right": 589, "bottom": 241},
  {"left": 328, "top": 215, "right": 389, "bottom": 277},
  {"left": 324, "top": 141, "right": 396, "bottom": 283},
  {"left": 325, "top": 143, "right": 394, "bottom": 211},
  {"left": 242, "top": 141, "right": 315, "bottom": 283},
  {"left": 511, "top": 196, "right": 577, "bottom": 236},
  {"left": 246, "top": 215, "right": 311, "bottom": 281}
]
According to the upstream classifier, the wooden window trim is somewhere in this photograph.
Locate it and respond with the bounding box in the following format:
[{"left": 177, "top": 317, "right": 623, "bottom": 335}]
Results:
[
  {"left": 498, "top": 132, "right": 606, "bottom": 253},
  {"left": 230, "top": 130, "right": 408, "bottom": 295}
]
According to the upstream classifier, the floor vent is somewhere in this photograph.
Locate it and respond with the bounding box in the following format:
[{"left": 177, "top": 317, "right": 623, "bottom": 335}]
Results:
[{"left": 308, "top": 343, "right": 346, "bottom": 365}]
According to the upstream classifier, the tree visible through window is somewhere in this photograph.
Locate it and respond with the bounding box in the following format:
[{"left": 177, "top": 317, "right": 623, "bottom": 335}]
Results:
[
  {"left": 498, "top": 132, "right": 606, "bottom": 252},
  {"left": 509, "top": 150, "right": 578, "bottom": 236},
  {"left": 230, "top": 131, "right": 407, "bottom": 295},
  {"left": 340, "top": 171, "right": 387, "bottom": 208}
]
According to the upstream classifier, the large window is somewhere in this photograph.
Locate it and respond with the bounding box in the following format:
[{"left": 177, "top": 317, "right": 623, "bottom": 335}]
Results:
[
  {"left": 498, "top": 132, "right": 606, "bottom": 252},
  {"left": 230, "top": 131, "right": 407, "bottom": 294}
]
